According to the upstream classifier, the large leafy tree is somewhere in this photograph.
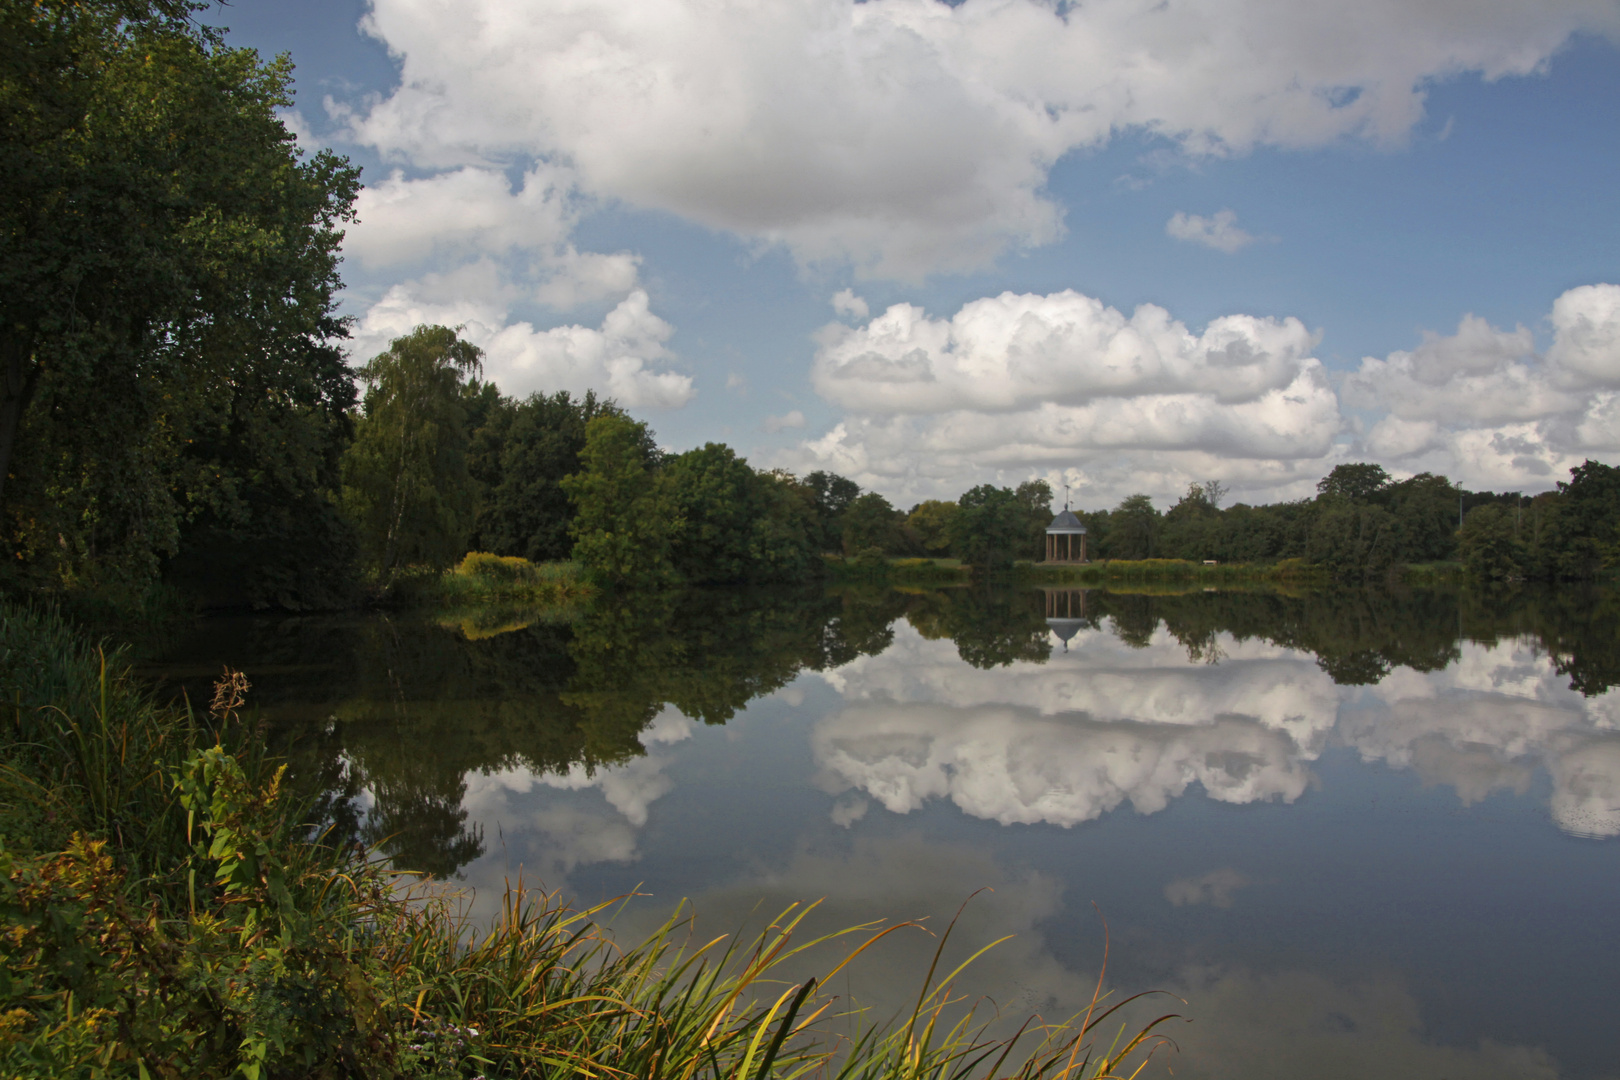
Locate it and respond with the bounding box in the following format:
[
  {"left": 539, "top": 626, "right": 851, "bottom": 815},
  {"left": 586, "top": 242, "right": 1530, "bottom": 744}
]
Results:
[
  {"left": 562, "top": 413, "right": 678, "bottom": 587},
  {"left": 949, "top": 485, "right": 1032, "bottom": 567},
  {"left": 468, "top": 389, "right": 634, "bottom": 562},
  {"left": 805, "top": 470, "right": 860, "bottom": 553},
  {"left": 1013, "top": 479, "right": 1053, "bottom": 554},
  {"left": 1551, "top": 459, "right": 1620, "bottom": 577},
  {"left": 1385, "top": 472, "right": 1463, "bottom": 563},
  {"left": 663, "top": 446, "right": 814, "bottom": 583},
  {"left": 665, "top": 443, "right": 763, "bottom": 582},
  {"left": 1, "top": 0, "right": 361, "bottom": 590},
  {"left": 841, "top": 491, "right": 905, "bottom": 555},
  {"left": 1107, "top": 494, "right": 1161, "bottom": 559},
  {"left": 1316, "top": 463, "right": 1392, "bottom": 504},
  {"left": 340, "top": 326, "right": 483, "bottom": 576},
  {"left": 906, "top": 500, "right": 959, "bottom": 555},
  {"left": 1458, "top": 503, "right": 1526, "bottom": 583},
  {"left": 1159, "top": 483, "right": 1221, "bottom": 560}
]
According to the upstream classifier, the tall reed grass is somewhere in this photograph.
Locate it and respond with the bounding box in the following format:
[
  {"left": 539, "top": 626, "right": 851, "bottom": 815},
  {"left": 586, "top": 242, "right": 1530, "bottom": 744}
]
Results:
[
  {"left": 0, "top": 602, "right": 1180, "bottom": 1079},
  {"left": 1016, "top": 558, "right": 1327, "bottom": 588}
]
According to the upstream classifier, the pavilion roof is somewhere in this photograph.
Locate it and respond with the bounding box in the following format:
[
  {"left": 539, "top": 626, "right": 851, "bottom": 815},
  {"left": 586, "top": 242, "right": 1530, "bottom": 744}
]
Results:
[{"left": 1046, "top": 509, "right": 1087, "bottom": 534}]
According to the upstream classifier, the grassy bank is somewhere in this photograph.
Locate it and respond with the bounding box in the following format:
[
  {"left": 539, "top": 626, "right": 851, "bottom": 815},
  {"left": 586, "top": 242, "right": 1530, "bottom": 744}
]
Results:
[
  {"left": 0, "top": 603, "right": 1175, "bottom": 1079},
  {"left": 823, "top": 555, "right": 973, "bottom": 585},
  {"left": 378, "top": 553, "right": 597, "bottom": 611},
  {"left": 1016, "top": 558, "right": 1467, "bottom": 589}
]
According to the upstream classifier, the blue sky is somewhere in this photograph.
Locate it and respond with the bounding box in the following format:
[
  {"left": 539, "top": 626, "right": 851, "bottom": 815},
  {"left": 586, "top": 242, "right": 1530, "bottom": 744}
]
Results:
[{"left": 215, "top": 0, "right": 1620, "bottom": 508}]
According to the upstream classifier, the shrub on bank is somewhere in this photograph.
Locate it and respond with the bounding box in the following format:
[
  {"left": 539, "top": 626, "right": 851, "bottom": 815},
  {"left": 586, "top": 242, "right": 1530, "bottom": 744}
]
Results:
[{"left": 367, "top": 555, "right": 594, "bottom": 608}]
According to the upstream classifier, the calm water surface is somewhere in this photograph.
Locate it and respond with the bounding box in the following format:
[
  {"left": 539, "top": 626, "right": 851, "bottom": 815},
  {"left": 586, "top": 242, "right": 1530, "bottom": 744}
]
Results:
[{"left": 148, "top": 586, "right": 1620, "bottom": 1079}]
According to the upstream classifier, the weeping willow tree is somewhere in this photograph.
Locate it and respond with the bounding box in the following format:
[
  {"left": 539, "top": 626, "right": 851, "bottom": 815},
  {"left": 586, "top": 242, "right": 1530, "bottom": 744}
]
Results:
[{"left": 340, "top": 326, "right": 484, "bottom": 579}]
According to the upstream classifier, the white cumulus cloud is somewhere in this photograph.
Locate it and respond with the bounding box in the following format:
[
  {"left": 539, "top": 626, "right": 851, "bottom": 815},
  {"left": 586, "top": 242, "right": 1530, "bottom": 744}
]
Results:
[
  {"left": 1166, "top": 209, "right": 1257, "bottom": 253},
  {"left": 337, "top": 0, "right": 1618, "bottom": 277},
  {"left": 813, "top": 291, "right": 1320, "bottom": 413},
  {"left": 832, "top": 289, "right": 871, "bottom": 321},
  {"left": 782, "top": 282, "right": 1620, "bottom": 505},
  {"left": 346, "top": 164, "right": 642, "bottom": 309},
  {"left": 785, "top": 288, "right": 1339, "bottom": 504},
  {"left": 354, "top": 284, "right": 695, "bottom": 408},
  {"left": 1344, "top": 283, "right": 1620, "bottom": 490}
]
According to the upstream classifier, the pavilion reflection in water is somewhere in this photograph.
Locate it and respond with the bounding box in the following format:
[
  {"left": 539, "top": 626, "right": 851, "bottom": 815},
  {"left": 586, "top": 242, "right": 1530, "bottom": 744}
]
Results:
[{"left": 1042, "top": 588, "right": 1092, "bottom": 651}]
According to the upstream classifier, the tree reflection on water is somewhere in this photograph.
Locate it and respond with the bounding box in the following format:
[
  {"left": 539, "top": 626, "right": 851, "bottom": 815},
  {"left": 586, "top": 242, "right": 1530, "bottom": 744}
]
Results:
[{"left": 147, "top": 582, "right": 1620, "bottom": 879}]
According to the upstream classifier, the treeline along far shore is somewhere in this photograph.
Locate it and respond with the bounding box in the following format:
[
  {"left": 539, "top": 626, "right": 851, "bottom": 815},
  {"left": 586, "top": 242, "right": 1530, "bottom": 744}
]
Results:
[
  {"left": 11, "top": 314, "right": 1620, "bottom": 610},
  {"left": 314, "top": 323, "right": 1620, "bottom": 596}
]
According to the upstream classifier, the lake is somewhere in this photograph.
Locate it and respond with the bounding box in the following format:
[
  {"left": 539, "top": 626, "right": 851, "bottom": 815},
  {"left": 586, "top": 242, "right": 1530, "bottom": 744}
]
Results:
[{"left": 146, "top": 584, "right": 1620, "bottom": 1079}]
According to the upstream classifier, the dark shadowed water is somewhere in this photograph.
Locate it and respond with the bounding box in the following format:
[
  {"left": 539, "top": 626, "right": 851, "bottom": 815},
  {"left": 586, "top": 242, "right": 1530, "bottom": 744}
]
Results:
[{"left": 146, "top": 584, "right": 1620, "bottom": 1079}]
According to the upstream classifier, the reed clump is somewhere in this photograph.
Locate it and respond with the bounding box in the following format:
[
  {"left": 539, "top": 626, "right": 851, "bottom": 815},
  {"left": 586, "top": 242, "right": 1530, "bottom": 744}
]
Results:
[
  {"left": 0, "top": 602, "right": 1180, "bottom": 1079},
  {"left": 379, "top": 555, "right": 596, "bottom": 610}
]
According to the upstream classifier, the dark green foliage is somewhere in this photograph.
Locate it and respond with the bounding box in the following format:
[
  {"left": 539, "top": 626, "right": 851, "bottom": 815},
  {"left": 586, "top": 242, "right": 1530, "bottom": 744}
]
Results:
[
  {"left": 749, "top": 470, "right": 820, "bottom": 581},
  {"left": 841, "top": 491, "right": 907, "bottom": 554},
  {"left": 906, "top": 500, "right": 959, "bottom": 555},
  {"left": 1456, "top": 460, "right": 1620, "bottom": 582},
  {"left": 805, "top": 470, "right": 860, "bottom": 553},
  {"left": 1385, "top": 472, "right": 1463, "bottom": 562},
  {"left": 950, "top": 485, "right": 1036, "bottom": 567},
  {"left": 1548, "top": 459, "right": 1620, "bottom": 577},
  {"left": 1316, "top": 463, "right": 1392, "bottom": 503},
  {"left": 906, "top": 588, "right": 1051, "bottom": 668},
  {"left": 1013, "top": 479, "right": 1055, "bottom": 555},
  {"left": 0, "top": 604, "right": 401, "bottom": 1078},
  {"left": 1, "top": 1, "right": 361, "bottom": 595},
  {"left": 569, "top": 437, "right": 814, "bottom": 587},
  {"left": 341, "top": 326, "right": 484, "bottom": 577},
  {"left": 469, "top": 388, "right": 638, "bottom": 563},
  {"left": 1159, "top": 483, "right": 1221, "bottom": 560},
  {"left": 1306, "top": 502, "right": 1399, "bottom": 580},
  {"left": 1107, "top": 494, "right": 1161, "bottom": 560},
  {"left": 563, "top": 413, "right": 679, "bottom": 587},
  {"left": 666, "top": 443, "right": 809, "bottom": 583},
  {"left": 1458, "top": 503, "right": 1526, "bottom": 582}
]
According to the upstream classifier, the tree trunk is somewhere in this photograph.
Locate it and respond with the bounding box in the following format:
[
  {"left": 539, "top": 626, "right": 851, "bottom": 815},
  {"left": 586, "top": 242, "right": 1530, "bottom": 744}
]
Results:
[{"left": 0, "top": 329, "right": 40, "bottom": 507}]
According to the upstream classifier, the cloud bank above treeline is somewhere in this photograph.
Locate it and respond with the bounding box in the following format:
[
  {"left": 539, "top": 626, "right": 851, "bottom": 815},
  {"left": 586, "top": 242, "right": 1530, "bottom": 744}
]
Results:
[{"left": 787, "top": 283, "right": 1620, "bottom": 506}]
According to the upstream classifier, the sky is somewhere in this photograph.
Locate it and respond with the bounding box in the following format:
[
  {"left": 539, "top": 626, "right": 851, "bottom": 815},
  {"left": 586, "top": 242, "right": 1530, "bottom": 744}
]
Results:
[{"left": 213, "top": 0, "right": 1620, "bottom": 510}]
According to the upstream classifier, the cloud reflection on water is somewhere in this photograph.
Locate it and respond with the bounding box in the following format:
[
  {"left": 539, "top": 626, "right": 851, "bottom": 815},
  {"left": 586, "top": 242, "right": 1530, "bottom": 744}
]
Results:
[
  {"left": 813, "top": 704, "right": 1312, "bottom": 825},
  {"left": 812, "top": 624, "right": 1620, "bottom": 838},
  {"left": 458, "top": 709, "right": 696, "bottom": 877},
  {"left": 442, "top": 617, "right": 1604, "bottom": 1077}
]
